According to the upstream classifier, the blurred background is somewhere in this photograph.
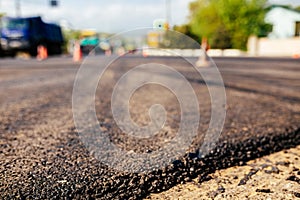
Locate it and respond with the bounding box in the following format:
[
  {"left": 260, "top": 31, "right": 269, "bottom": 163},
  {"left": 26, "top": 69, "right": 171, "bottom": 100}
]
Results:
[{"left": 0, "top": 0, "right": 300, "bottom": 57}]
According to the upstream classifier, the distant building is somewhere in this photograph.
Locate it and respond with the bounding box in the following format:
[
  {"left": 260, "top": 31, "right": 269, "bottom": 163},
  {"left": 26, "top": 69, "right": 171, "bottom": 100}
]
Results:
[{"left": 266, "top": 5, "right": 300, "bottom": 38}]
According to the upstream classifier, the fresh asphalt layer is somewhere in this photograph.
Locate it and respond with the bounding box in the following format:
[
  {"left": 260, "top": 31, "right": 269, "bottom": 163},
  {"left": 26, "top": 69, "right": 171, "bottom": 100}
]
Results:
[{"left": 0, "top": 55, "right": 299, "bottom": 199}]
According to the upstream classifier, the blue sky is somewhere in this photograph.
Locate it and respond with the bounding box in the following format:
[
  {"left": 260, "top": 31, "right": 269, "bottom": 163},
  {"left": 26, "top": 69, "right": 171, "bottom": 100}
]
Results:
[{"left": 0, "top": 0, "right": 299, "bottom": 33}]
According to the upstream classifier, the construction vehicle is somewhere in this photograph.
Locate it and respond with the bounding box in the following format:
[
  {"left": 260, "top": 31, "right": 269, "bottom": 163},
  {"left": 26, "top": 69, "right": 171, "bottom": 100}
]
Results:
[
  {"left": 0, "top": 16, "right": 64, "bottom": 57},
  {"left": 80, "top": 29, "right": 100, "bottom": 55}
]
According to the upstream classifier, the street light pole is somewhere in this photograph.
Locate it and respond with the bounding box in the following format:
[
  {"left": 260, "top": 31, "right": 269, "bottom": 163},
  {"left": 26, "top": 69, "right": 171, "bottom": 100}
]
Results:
[
  {"left": 165, "top": 0, "right": 171, "bottom": 26},
  {"left": 15, "top": 0, "right": 21, "bottom": 17}
]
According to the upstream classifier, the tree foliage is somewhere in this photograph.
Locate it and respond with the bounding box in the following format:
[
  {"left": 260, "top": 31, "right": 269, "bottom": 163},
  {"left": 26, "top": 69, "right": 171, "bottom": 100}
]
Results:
[
  {"left": 158, "top": 30, "right": 200, "bottom": 49},
  {"left": 173, "top": 24, "right": 200, "bottom": 43},
  {"left": 0, "top": 13, "right": 5, "bottom": 19},
  {"left": 188, "top": 0, "right": 270, "bottom": 50}
]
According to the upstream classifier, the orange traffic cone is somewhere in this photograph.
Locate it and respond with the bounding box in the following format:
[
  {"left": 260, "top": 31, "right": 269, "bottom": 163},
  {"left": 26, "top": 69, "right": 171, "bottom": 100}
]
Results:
[
  {"left": 142, "top": 48, "right": 148, "bottom": 57},
  {"left": 105, "top": 49, "right": 112, "bottom": 56},
  {"left": 37, "top": 45, "right": 48, "bottom": 60},
  {"left": 292, "top": 53, "right": 300, "bottom": 59},
  {"left": 196, "top": 38, "right": 210, "bottom": 67},
  {"left": 73, "top": 42, "right": 82, "bottom": 62}
]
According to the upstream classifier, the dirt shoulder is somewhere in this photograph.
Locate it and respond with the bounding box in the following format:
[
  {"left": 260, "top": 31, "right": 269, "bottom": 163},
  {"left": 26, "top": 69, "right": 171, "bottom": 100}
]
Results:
[{"left": 148, "top": 145, "right": 300, "bottom": 199}]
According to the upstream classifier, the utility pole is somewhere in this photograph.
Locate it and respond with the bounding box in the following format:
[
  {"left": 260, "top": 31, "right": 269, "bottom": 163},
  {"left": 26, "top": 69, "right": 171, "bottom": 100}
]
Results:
[
  {"left": 165, "top": 0, "right": 171, "bottom": 26},
  {"left": 15, "top": 0, "right": 21, "bottom": 17}
]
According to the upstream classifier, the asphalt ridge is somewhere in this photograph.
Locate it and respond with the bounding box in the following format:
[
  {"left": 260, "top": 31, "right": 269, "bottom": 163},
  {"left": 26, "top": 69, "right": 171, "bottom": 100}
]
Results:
[{"left": 148, "top": 145, "right": 300, "bottom": 199}]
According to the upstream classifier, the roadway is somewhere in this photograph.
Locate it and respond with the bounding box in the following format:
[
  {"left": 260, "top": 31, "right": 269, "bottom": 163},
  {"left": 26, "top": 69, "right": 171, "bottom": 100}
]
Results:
[{"left": 0, "top": 55, "right": 299, "bottom": 199}]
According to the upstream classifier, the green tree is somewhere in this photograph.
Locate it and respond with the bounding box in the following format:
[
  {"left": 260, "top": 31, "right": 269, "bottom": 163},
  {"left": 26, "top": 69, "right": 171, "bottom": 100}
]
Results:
[
  {"left": 0, "top": 13, "right": 5, "bottom": 20},
  {"left": 61, "top": 29, "right": 81, "bottom": 53},
  {"left": 173, "top": 24, "right": 200, "bottom": 43},
  {"left": 189, "top": 0, "right": 270, "bottom": 50}
]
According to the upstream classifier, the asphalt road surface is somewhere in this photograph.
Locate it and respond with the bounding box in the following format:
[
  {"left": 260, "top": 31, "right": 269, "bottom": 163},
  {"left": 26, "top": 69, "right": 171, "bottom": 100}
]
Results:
[{"left": 0, "top": 55, "right": 299, "bottom": 199}]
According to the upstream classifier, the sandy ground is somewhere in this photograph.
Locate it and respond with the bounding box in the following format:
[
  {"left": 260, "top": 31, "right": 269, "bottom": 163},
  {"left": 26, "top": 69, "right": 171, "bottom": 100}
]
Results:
[{"left": 148, "top": 145, "right": 300, "bottom": 199}]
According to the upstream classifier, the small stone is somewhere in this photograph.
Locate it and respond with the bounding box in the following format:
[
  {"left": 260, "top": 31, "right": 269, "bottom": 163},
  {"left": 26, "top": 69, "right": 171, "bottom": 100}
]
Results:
[
  {"left": 294, "top": 192, "right": 300, "bottom": 198},
  {"left": 57, "top": 180, "right": 67, "bottom": 184},
  {"left": 287, "top": 175, "right": 300, "bottom": 184},
  {"left": 145, "top": 149, "right": 152, "bottom": 153},
  {"left": 276, "top": 161, "right": 290, "bottom": 166},
  {"left": 256, "top": 188, "right": 272, "bottom": 193},
  {"left": 217, "top": 185, "right": 225, "bottom": 193}
]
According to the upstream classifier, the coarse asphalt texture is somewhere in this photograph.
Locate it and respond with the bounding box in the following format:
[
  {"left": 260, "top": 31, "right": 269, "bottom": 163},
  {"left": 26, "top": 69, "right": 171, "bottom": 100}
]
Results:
[{"left": 0, "top": 55, "right": 299, "bottom": 199}]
